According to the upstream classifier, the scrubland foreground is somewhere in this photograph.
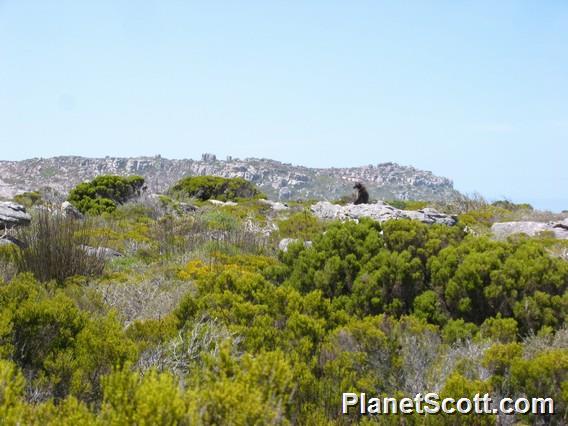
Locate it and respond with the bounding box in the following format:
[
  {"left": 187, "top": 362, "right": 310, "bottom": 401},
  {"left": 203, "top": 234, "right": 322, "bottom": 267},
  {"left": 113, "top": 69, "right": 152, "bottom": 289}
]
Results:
[{"left": 0, "top": 176, "right": 567, "bottom": 425}]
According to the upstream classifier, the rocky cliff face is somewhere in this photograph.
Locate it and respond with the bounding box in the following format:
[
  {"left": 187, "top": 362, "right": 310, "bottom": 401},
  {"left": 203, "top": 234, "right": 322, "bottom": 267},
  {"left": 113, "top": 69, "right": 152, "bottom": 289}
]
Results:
[{"left": 0, "top": 154, "right": 459, "bottom": 202}]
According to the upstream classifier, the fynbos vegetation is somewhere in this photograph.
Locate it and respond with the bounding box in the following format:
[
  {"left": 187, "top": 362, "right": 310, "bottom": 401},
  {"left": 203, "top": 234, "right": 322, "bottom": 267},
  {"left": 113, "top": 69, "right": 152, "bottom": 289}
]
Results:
[{"left": 0, "top": 175, "right": 566, "bottom": 424}]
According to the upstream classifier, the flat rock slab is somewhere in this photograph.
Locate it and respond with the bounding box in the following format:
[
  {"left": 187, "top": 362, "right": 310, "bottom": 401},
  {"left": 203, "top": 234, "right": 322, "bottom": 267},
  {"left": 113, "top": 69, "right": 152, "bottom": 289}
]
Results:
[
  {"left": 310, "top": 201, "right": 457, "bottom": 226},
  {"left": 492, "top": 220, "right": 568, "bottom": 240},
  {"left": 0, "top": 201, "right": 31, "bottom": 229},
  {"left": 81, "top": 245, "right": 123, "bottom": 259},
  {"left": 259, "top": 199, "right": 289, "bottom": 211},
  {"left": 209, "top": 199, "right": 238, "bottom": 206}
]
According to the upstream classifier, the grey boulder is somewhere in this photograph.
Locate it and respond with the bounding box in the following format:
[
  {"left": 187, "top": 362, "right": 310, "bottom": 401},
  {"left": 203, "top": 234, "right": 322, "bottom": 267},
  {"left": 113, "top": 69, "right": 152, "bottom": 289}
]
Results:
[
  {"left": 259, "top": 199, "right": 289, "bottom": 211},
  {"left": 278, "top": 238, "right": 313, "bottom": 252},
  {"left": 81, "top": 245, "right": 123, "bottom": 259},
  {"left": 0, "top": 202, "right": 31, "bottom": 229},
  {"left": 61, "top": 201, "right": 84, "bottom": 220},
  {"left": 0, "top": 238, "right": 15, "bottom": 247},
  {"left": 310, "top": 201, "right": 457, "bottom": 226},
  {"left": 209, "top": 199, "right": 238, "bottom": 206},
  {"left": 491, "top": 219, "right": 568, "bottom": 240}
]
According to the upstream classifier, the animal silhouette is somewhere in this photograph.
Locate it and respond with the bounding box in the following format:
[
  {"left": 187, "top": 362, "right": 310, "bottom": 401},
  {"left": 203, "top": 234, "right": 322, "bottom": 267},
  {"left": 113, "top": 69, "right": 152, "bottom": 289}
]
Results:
[{"left": 353, "top": 182, "right": 369, "bottom": 205}]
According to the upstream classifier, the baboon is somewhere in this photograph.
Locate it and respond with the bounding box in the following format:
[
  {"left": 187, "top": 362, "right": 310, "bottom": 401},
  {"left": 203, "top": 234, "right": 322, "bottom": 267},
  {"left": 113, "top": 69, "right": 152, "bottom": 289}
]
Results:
[{"left": 353, "top": 182, "right": 369, "bottom": 205}]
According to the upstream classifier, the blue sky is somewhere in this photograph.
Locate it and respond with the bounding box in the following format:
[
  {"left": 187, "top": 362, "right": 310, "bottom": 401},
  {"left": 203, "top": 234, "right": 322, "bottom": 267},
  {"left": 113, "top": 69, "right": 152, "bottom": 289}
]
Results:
[{"left": 1, "top": 1, "right": 567, "bottom": 210}]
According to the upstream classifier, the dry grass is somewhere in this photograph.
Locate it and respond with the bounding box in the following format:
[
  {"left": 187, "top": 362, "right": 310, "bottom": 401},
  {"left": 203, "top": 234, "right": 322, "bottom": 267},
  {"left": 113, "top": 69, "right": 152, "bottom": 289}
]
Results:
[{"left": 96, "top": 278, "right": 194, "bottom": 325}]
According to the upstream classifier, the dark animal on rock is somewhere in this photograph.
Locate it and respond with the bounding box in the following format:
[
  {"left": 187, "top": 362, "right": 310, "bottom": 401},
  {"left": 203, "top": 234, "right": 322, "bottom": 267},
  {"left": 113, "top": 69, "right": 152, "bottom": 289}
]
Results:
[{"left": 353, "top": 182, "right": 369, "bottom": 205}]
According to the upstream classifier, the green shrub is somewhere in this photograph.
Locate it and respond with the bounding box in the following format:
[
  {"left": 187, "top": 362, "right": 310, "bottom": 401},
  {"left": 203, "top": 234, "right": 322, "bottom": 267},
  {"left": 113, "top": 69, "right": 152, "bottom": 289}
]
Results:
[
  {"left": 439, "top": 374, "right": 494, "bottom": 425},
  {"left": 491, "top": 199, "right": 534, "bottom": 211},
  {"left": 276, "top": 211, "right": 325, "bottom": 240},
  {"left": 385, "top": 199, "right": 429, "bottom": 210},
  {"left": 458, "top": 205, "right": 512, "bottom": 228},
  {"left": 168, "top": 175, "right": 264, "bottom": 201},
  {"left": 68, "top": 175, "right": 145, "bottom": 215},
  {"left": 479, "top": 316, "right": 518, "bottom": 343},
  {"left": 511, "top": 349, "right": 568, "bottom": 418},
  {"left": 13, "top": 191, "right": 42, "bottom": 208},
  {"left": 430, "top": 237, "right": 568, "bottom": 331},
  {"left": 0, "top": 274, "right": 136, "bottom": 403},
  {"left": 413, "top": 290, "right": 448, "bottom": 325},
  {"left": 101, "top": 368, "right": 187, "bottom": 425},
  {"left": 0, "top": 360, "right": 26, "bottom": 423},
  {"left": 282, "top": 218, "right": 384, "bottom": 298},
  {"left": 441, "top": 319, "right": 478, "bottom": 344}
]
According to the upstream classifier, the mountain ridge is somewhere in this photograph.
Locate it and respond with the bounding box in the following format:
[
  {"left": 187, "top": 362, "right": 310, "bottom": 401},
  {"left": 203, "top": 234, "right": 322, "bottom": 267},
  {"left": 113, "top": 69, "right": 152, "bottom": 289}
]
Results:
[{"left": 0, "top": 154, "right": 459, "bottom": 202}]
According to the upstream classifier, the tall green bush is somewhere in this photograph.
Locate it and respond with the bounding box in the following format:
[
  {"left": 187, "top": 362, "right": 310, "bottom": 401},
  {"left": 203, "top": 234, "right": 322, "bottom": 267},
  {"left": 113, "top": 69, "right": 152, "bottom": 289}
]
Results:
[{"left": 68, "top": 175, "right": 145, "bottom": 215}]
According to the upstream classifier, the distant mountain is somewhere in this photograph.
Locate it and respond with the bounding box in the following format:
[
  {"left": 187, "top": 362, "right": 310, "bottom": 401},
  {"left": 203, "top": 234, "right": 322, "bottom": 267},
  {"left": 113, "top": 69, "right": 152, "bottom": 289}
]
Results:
[{"left": 0, "top": 154, "right": 459, "bottom": 202}]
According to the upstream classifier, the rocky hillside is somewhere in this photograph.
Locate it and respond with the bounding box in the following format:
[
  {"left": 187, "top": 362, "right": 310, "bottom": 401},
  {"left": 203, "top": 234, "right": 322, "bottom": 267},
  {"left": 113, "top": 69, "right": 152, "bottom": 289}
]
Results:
[{"left": 0, "top": 154, "right": 459, "bottom": 201}]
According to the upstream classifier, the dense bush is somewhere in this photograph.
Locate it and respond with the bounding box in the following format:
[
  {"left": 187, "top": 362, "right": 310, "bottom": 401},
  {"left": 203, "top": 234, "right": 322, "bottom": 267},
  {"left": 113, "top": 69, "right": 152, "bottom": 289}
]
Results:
[
  {"left": 282, "top": 219, "right": 461, "bottom": 313},
  {"left": 282, "top": 219, "right": 568, "bottom": 334},
  {"left": 168, "top": 175, "right": 264, "bottom": 202},
  {"left": 430, "top": 237, "right": 568, "bottom": 331},
  {"left": 68, "top": 175, "right": 145, "bottom": 215},
  {"left": 0, "top": 274, "right": 136, "bottom": 403}
]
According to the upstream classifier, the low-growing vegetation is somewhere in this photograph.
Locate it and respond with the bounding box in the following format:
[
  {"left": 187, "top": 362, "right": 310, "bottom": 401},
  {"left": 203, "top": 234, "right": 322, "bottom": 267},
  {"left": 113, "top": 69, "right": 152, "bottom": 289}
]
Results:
[{"left": 0, "top": 183, "right": 566, "bottom": 424}]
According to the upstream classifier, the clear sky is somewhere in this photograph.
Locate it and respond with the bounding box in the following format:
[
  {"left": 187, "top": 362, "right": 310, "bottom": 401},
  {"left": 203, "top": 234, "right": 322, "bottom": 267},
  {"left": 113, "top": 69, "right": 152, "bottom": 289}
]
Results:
[{"left": 1, "top": 1, "right": 567, "bottom": 211}]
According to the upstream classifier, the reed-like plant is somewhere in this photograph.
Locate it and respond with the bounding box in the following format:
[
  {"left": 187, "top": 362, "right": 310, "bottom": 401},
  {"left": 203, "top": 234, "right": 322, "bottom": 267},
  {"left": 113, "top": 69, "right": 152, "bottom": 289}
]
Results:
[{"left": 15, "top": 209, "right": 106, "bottom": 284}]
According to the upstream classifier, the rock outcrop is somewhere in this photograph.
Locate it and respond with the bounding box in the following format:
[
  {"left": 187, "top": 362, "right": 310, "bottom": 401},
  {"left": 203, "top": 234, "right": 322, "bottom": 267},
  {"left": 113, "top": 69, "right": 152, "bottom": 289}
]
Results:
[
  {"left": 61, "top": 201, "right": 84, "bottom": 220},
  {"left": 491, "top": 219, "right": 568, "bottom": 240},
  {"left": 310, "top": 201, "right": 457, "bottom": 226},
  {"left": 0, "top": 202, "right": 31, "bottom": 229}
]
